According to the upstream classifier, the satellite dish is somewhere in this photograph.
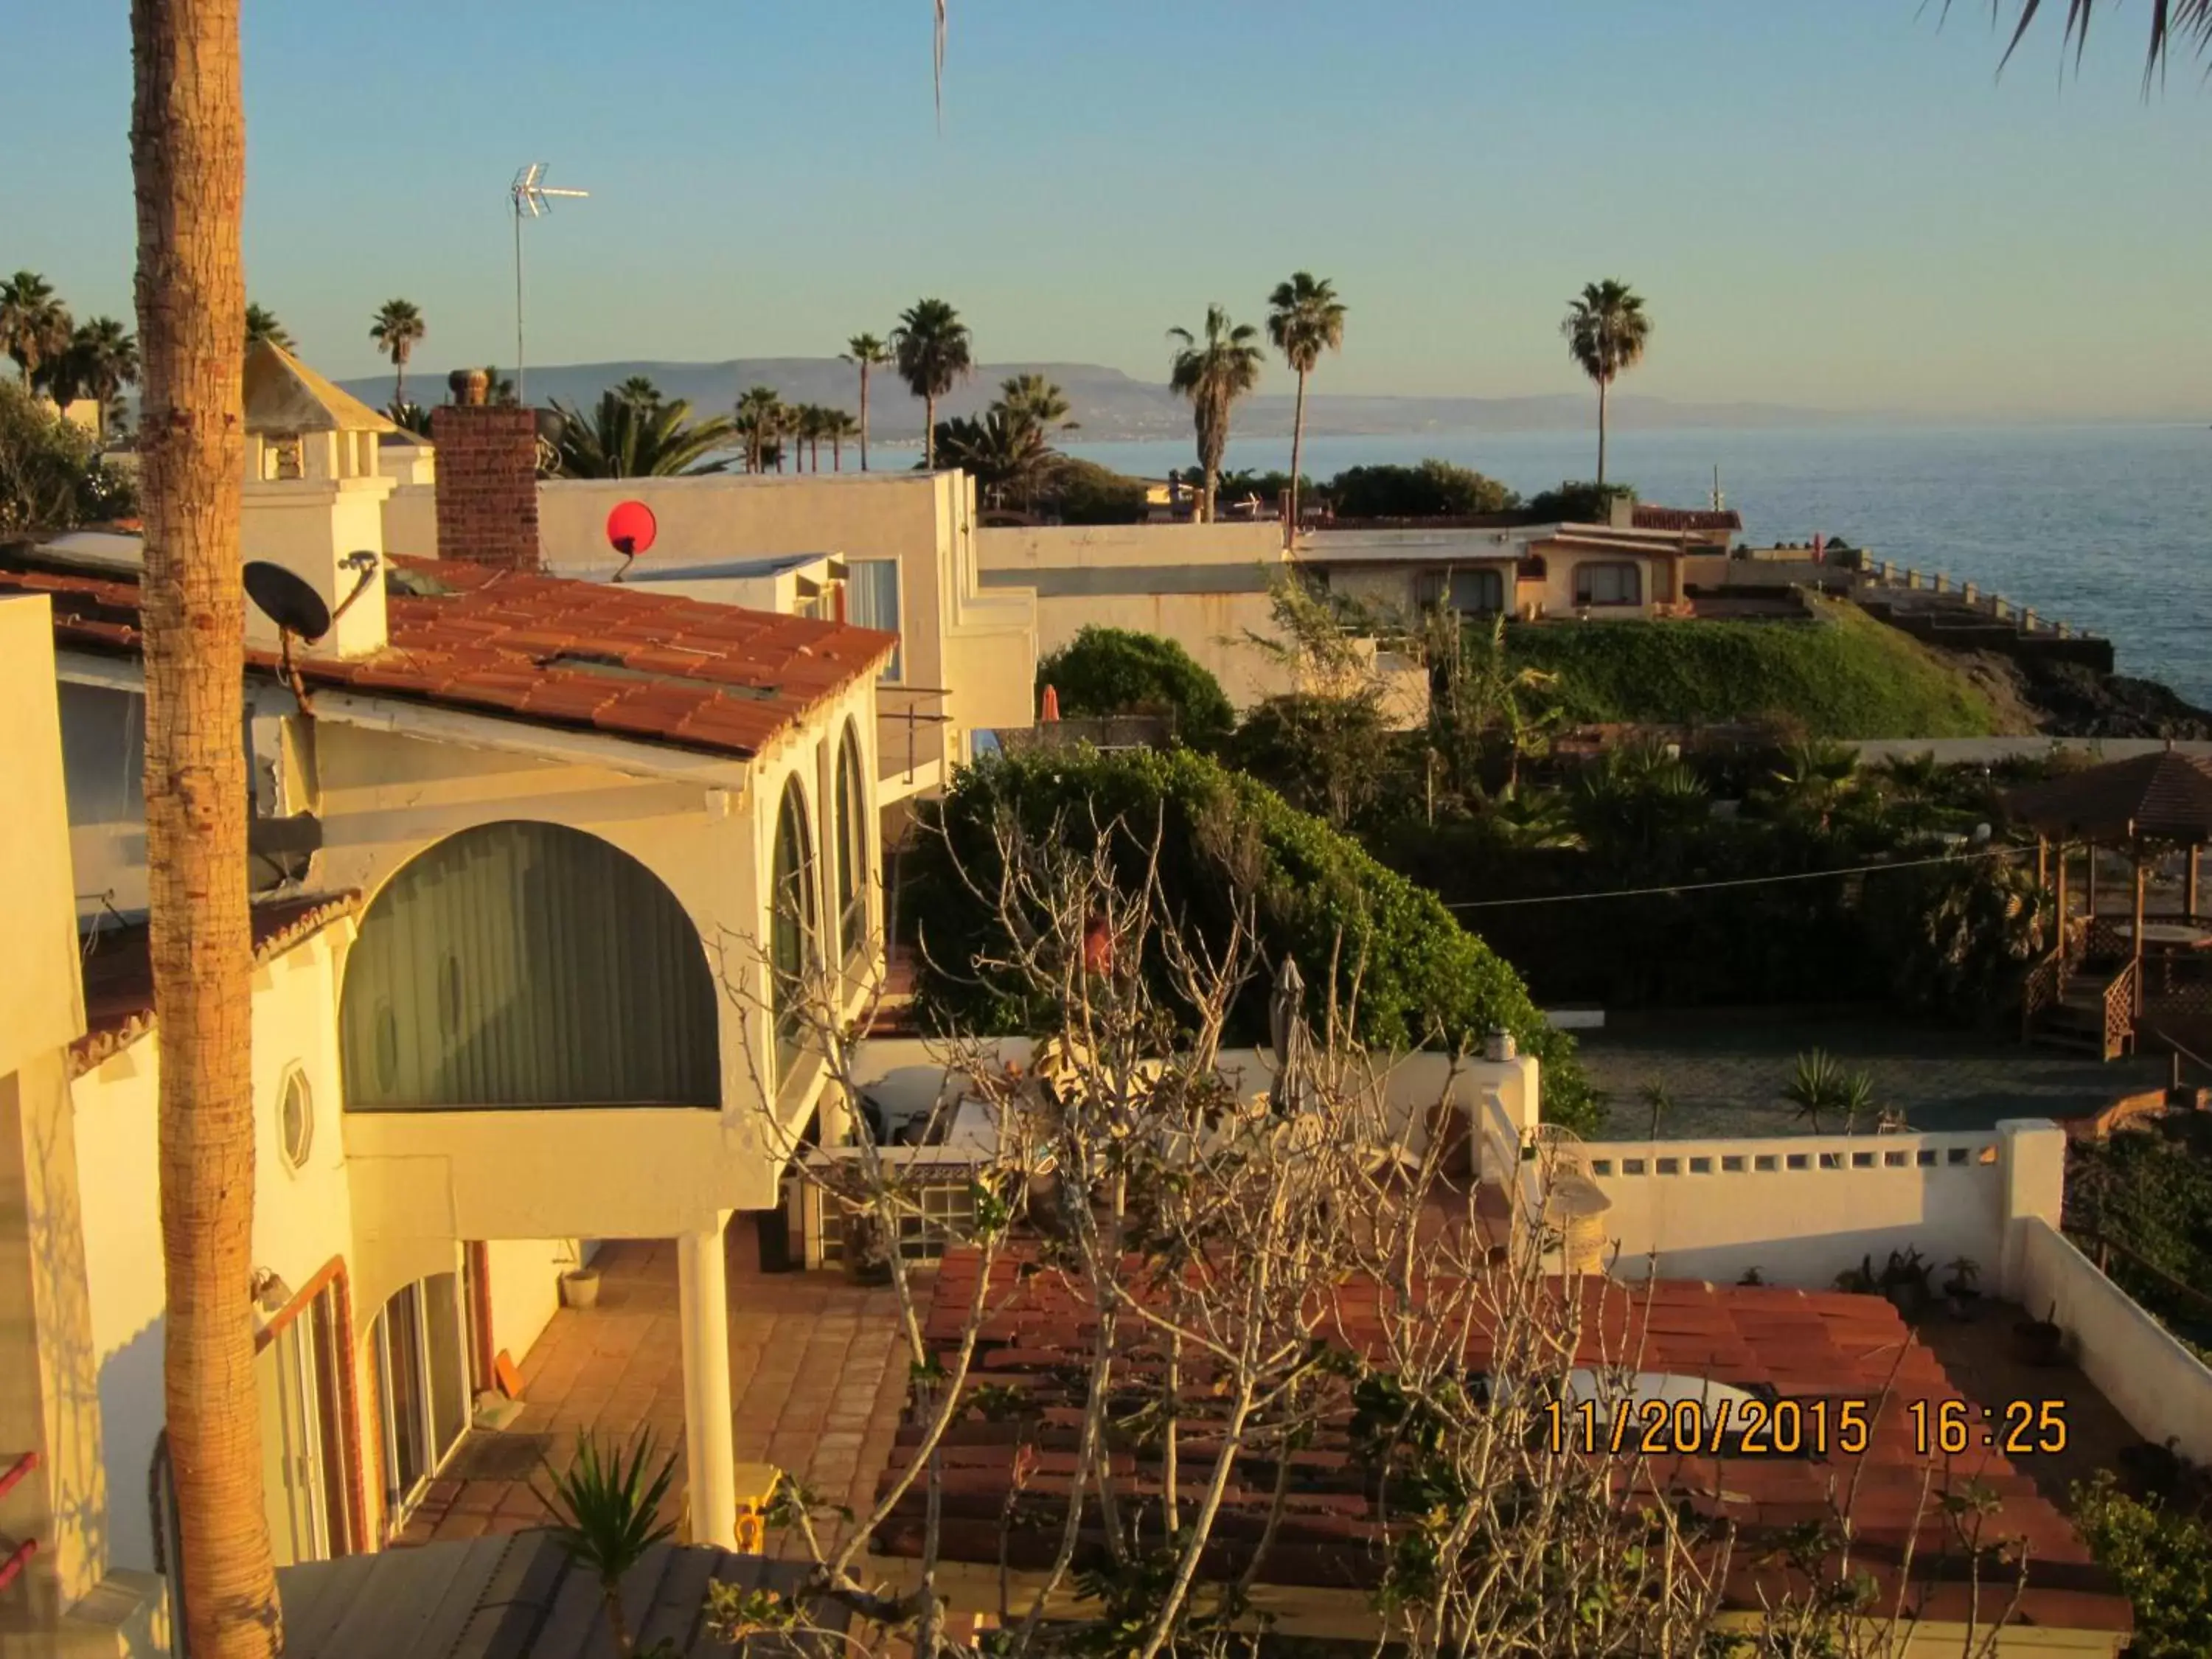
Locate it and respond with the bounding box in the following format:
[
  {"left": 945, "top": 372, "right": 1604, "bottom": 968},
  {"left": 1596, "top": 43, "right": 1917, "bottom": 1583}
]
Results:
[
  {"left": 243, "top": 561, "right": 331, "bottom": 641},
  {"left": 606, "top": 500, "right": 657, "bottom": 582}
]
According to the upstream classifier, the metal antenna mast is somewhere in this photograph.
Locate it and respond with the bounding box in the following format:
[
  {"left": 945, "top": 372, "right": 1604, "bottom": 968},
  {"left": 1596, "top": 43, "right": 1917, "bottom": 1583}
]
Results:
[{"left": 510, "top": 164, "right": 589, "bottom": 402}]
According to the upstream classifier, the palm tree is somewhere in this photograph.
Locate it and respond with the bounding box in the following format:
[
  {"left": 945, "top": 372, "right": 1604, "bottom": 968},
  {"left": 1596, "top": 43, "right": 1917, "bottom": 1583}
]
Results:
[
  {"left": 51, "top": 316, "right": 140, "bottom": 437},
  {"left": 891, "top": 298, "right": 973, "bottom": 470},
  {"left": 131, "top": 3, "right": 282, "bottom": 1656},
  {"left": 243, "top": 300, "right": 291, "bottom": 352},
  {"left": 478, "top": 364, "right": 518, "bottom": 407},
  {"left": 369, "top": 296, "right": 426, "bottom": 407},
  {"left": 995, "top": 372, "right": 1079, "bottom": 439},
  {"left": 549, "top": 390, "right": 736, "bottom": 478},
  {"left": 824, "top": 407, "right": 860, "bottom": 471},
  {"left": 616, "top": 374, "right": 662, "bottom": 411},
  {"left": 535, "top": 1432, "right": 680, "bottom": 1659},
  {"left": 841, "top": 333, "right": 892, "bottom": 470},
  {"left": 1955, "top": 0, "right": 2212, "bottom": 80},
  {"left": 1560, "top": 279, "right": 1651, "bottom": 491},
  {"left": 1167, "top": 305, "right": 1266, "bottom": 524},
  {"left": 734, "top": 385, "right": 782, "bottom": 474},
  {"left": 0, "top": 270, "right": 73, "bottom": 390},
  {"left": 1266, "top": 272, "right": 1346, "bottom": 533},
  {"left": 933, "top": 410, "right": 1052, "bottom": 506}
]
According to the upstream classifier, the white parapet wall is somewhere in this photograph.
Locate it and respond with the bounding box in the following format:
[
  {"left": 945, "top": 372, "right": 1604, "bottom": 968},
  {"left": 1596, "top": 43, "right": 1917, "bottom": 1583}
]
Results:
[
  {"left": 1579, "top": 1120, "right": 2064, "bottom": 1292},
  {"left": 2014, "top": 1217, "right": 2212, "bottom": 1466}
]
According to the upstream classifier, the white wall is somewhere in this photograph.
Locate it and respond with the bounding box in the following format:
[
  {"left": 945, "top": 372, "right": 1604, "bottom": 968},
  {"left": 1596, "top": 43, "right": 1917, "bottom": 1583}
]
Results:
[
  {"left": 484, "top": 1238, "right": 574, "bottom": 1368},
  {"left": 2016, "top": 1217, "right": 2212, "bottom": 1465},
  {"left": 1581, "top": 1125, "right": 2061, "bottom": 1290},
  {"left": 72, "top": 922, "right": 359, "bottom": 1573}
]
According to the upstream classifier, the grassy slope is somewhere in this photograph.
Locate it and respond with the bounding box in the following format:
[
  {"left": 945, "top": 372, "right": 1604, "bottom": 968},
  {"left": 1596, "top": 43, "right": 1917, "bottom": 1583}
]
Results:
[{"left": 1506, "top": 600, "right": 2003, "bottom": 739}]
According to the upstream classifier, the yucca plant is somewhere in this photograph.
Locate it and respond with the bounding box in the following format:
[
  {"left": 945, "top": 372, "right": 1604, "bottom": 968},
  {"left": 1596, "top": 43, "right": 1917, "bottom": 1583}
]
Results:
[{"left": 534, "top": 1430, "right": 681, "bottom": 1658}]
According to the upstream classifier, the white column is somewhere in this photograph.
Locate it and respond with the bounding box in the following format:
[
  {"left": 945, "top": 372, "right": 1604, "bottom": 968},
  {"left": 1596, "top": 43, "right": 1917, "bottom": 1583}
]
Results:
[
  {"left": 1996, "top": 1119, "right": 2067, "bottom": 1301},
  {"left": 676, "top": 1216, "right": 737, "bottom": 1548}
]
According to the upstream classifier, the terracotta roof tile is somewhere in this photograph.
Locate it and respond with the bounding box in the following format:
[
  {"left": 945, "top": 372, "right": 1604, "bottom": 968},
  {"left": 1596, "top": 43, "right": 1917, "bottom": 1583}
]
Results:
[
  {"left": 1633, "top": 505, "right": 1744, "bottom": 533},
  {"left": 0, "top": 548, "right": 896, "bottom": 762}
]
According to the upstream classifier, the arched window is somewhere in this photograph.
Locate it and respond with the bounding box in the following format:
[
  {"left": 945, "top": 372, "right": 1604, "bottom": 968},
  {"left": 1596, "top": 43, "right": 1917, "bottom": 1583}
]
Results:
[
  {"left": 835, "top": 723, "right": 869, "bottom": 961},
  {"left": 771, "top": 778, "right": 818, "bottom": 1077},
  {"left": 339, "top": 820, "right": 717, "bottom": 1109}
]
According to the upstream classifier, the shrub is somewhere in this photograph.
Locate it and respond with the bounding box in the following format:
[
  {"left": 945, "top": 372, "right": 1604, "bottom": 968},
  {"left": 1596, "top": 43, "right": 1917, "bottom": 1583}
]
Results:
[
  {"left": 1036, "top": 626, "right": 1236, "bottom": 749},
  {"left": 1228, "top": 692, "right": 1401, "bottom": 830},
  {"left": 1857, "top": 851, "right": 2051, "bottom": 1022},
  {"left": 1526, "top": 480, "right": 1637, "bottom": 521},
  {"left": 904, "top": 745, "right": 1599, "bottom": 1132},
  {"left": 0, "top": 380, "right": 136, "bottom": 533},
  {"left": 1327, "top": 459, "right": 1520, "bottom": 520},
  {"left": 2075, "top": 1470, "right": 2212, "bottom": 1659},
  {"left": 1051, "top": 456, "right": 1149, "bottom": 524}
]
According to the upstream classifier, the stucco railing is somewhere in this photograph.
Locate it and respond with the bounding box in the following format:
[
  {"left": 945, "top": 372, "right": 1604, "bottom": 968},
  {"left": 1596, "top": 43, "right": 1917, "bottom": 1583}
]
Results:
[{"left": 2015, "top": 1217, "right": 2212, "bottom": 1465}]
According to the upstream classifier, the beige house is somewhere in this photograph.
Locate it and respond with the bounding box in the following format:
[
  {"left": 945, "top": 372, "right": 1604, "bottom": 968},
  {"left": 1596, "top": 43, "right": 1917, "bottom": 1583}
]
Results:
[
  {"left": 1301, "top": 520, "right": 1697, "bottom": 622},
  {"left": 0, "top": 348, "right": 905, "bottom": 1652}
]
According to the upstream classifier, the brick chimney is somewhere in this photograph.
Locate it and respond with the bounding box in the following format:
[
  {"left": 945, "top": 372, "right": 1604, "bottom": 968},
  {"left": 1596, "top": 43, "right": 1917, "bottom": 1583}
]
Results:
[{"left": 430, "top": 367, "right": 540, "bottom": 571}]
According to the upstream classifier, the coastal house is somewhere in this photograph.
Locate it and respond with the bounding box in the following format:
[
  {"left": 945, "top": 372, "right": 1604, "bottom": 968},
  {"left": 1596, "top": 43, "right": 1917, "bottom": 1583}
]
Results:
[
  {"left": 0, "top": 346, "right": 904, "bottom": 1652},
  {"left": 379, "top": 442, "right": 1038, "bottom": 828},
  {"left": 1299, "top": 518, "right": 1697, "bottom": 622}
]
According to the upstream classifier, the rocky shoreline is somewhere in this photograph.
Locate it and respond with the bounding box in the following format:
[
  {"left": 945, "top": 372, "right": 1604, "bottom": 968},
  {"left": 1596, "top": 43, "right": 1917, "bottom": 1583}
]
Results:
[{"left": 1969, "top": 650, "right": 2212, "bottom": 740}]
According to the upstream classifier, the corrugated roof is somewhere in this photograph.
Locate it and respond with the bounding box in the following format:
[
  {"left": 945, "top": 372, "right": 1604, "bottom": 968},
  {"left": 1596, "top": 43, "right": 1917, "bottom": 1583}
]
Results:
[
  {"left": 872, "top": 1248, "right": 2130, "bottom": 1638},
  {"left": 73, "top": 891, "right": 360, "bottom": 1074},
  {"left": 243, "top": 339, "right": 400, "bottom": 437},
  {"left": 0, "top": 549, "right": 897, "bottom": 765},
  {"left": 2006, "top": 750, "right": 2212, "bottom": 844}
]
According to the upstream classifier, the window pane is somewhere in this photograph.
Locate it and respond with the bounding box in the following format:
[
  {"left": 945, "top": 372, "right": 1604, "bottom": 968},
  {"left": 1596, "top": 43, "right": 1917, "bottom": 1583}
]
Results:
[
  {"left": 422, "top": 1273, "right": 468, "bottom": 1465},
  {"left": 847, "top": 560, "right": 902, "bottom": 680},
  {"left": 837, "top": 729, "right": 866, "bottom": 960},
  {"left": 1450, "top": 569, "right": 1502, "bottom": 613},
  {"left": 772, "top": 782, "right": 818, "bottom": 1076}
]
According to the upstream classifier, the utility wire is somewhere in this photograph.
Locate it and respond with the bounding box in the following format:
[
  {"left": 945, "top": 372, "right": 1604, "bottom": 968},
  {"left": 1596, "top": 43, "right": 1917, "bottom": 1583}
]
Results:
[{"left": 1441, "top": 843, "right": 2025, "bottom": 911}]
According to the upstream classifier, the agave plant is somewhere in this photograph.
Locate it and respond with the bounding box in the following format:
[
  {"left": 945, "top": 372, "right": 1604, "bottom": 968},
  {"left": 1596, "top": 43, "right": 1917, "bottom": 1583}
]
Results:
[
  {"left": 550, "top": 391, "right": 735, "bottom": 478},
  {"left": 534, "top": 1430, "right": 681, "bottom": 1658},
  {"left": 1781, "top": 1048, "right": 1877, "bottom": 1135}
]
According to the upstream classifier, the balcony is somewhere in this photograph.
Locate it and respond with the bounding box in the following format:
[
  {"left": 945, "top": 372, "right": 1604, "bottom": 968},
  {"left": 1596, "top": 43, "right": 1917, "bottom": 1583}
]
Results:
[{"left": 877, "top": 684, "right": 948, "bottom": 803}]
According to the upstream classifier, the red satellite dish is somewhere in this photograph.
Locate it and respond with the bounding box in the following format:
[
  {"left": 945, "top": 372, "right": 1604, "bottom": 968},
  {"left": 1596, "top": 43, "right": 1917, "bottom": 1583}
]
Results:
[{"left": 606, "top": 500, "right": 657, "bottom": 557}]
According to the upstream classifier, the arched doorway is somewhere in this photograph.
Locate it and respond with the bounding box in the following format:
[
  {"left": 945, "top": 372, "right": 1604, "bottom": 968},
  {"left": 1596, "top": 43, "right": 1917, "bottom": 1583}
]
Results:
[{"left": 340, "top": 820, "right": 718, "bottom": 1109}]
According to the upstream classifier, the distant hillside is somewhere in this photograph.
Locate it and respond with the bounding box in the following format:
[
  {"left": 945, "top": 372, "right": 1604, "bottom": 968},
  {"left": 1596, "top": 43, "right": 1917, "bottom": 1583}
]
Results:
[{"left": 336, "top": 358, "right": 1863, "bottom": 445}]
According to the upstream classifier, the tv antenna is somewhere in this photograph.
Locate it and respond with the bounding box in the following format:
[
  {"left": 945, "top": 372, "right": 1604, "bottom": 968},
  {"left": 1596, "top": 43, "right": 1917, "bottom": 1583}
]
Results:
[{"left": 510, "top": 163, "right": 589, "bottom": 402}]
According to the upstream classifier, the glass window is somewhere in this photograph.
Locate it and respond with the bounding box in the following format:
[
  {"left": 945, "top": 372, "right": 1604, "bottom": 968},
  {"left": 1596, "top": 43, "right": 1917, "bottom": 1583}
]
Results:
[
  {"left": 278, "top": 1066, "right": 313, "bottom": 1171},
  {"left": 1574, "top": 561, "right": 1642, "bottom": 606},
  {"left": 772, "top": 779, "right": 818, "bottom": 1079},
  {"left": 846, "top": 559, "right": 902, "bottom": 680},
  {"left": 1418, "top": 568, "right": 1504, "bottom": 613},
  {"left": 835, "top": 724, "right": 868, "bottom": 962}
]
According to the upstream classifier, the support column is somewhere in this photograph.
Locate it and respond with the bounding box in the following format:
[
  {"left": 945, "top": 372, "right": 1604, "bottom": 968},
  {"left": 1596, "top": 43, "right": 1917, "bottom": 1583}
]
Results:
[
  {"left": 676, "top": 1217, "right": 737, "bottom": 1548},
  {"left": 2189, "top": 845, "right": 2201, "bottom": 921},
  {"left": 2132, "top": 848, "right": 2148, "bottom": 1017}
]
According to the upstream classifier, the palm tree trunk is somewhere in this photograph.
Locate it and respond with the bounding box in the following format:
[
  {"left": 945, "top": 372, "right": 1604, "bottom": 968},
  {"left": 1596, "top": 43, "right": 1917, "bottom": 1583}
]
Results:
[
  {"left": 1287, "top": 366, "right": 1308, "bottom": 540},
  {"left": 832, "top": 434, "right": 842, "bottom": 472},
  {"left": 131, "top": 4, "right": 279, "bottom": 1658},
  {"left": 1596, "top": 374, "right": 1608, "bottom": 490},
  {"left": 603, "top": 1581, "right": 632, "bottom": 1659},
  {"left": 858, "top": 365, "right": 871, "bottom": 471},
  {"left": 394, "top": 357, "right": 406, "bottom": 408},
  {"left": 923, "top": 392, "right": 936, "bottom": 469}
]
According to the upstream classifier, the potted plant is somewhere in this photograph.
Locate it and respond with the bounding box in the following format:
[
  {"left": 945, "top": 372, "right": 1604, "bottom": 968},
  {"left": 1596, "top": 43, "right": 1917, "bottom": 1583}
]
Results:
[
  {"left": 561, "top": 1264, "right": 602, "bottom": 1310},
  {"left": 1879, "top": 1247, "right": 1933, "bottom": 1321},
  {"left": 1941, "top": 1256, "right": 1983, "bottom": 1321},
  {"left": 2014, "top": 1303, "right": 2067, "bottom": 1366},
  {"left": 840, "top": 1203, "right": 894, "bottom": 1287}
]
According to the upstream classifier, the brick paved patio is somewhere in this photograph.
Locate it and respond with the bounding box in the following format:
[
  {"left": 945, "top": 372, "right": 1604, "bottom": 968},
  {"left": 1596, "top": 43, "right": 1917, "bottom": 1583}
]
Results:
[{"left": 397, "top": 1222, "right": 911, "bottom": 1548}]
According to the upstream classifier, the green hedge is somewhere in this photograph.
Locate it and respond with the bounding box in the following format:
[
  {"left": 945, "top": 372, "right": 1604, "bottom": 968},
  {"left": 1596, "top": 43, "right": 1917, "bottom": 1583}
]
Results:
[
  {"left": 1036, "top": 626, "right": 1236, "bottom": 749},
  {"left": 1505, "top": 602, "right": 2002, "bottom": 739},
  {"left": 905, "top": 745, "right": 1599, "bottom": 1132}
]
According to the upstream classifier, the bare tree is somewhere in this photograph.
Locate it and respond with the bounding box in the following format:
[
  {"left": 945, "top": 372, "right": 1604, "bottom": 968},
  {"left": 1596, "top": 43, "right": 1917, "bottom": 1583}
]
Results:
[{"left": 707, "top": 811, "right": 2036, "bottom": 1658}]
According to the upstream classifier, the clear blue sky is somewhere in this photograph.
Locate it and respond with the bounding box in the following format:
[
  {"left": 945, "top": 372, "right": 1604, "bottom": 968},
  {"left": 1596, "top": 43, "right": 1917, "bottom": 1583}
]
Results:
[{"left": 3, "top": 1, "right": 2206, "bottom": 419}]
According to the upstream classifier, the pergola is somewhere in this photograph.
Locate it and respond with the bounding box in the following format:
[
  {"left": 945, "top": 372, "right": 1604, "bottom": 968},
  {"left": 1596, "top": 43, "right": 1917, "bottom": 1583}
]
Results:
[{"left": 2005, "top": 748, "right": 2212, "bottom": 1059}]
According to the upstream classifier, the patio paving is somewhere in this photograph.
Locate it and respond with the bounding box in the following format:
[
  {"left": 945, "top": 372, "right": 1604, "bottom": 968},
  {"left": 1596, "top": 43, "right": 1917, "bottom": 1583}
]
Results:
[
  {"left": 1573, "top": 1015, "right": 2166, "bottom": 1140},
  {"left": 397, "top": 1222, "right": 913, "bottom": 1551}
]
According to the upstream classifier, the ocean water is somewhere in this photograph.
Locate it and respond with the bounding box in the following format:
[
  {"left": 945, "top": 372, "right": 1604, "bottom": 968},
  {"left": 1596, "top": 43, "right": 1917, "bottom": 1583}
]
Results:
[{"left": 1062, "top": 424, "right": 2212, "bottom": 709}]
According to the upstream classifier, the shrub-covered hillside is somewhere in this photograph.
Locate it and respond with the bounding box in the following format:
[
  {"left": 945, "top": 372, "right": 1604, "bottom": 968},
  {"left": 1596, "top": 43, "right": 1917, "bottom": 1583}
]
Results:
[{"left": 1507, "top": 600, "right": 2008, "bottom": 739}]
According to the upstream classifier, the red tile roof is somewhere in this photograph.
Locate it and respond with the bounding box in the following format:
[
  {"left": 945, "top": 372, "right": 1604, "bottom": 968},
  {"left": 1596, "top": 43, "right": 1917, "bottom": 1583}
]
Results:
[
  {"left": 0, "top": 550, "right": 897, "bottom": 763},
  {"left": 874, "top": 1249, "right": 2129, "bottom": 1638},
  {"left": 1633, "top": 505, "right": 1744, "bottom": 534},
  {"left": 73, "top": 891, "right": 360, "bottom": 1074}
]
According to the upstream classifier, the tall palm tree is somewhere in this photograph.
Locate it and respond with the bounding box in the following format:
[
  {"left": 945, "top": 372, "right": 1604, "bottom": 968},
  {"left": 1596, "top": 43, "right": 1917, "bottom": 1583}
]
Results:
[
  {"left": 369, "top": 296, "right": 425, "bottom": 407},
  {"left": 242, "top": 300, "right": 291, "bottom": 352},
  {"left": 1561, "top": 279, "right": 1651, "bottom": 492},
  {"left": 824, "top": 407, "right": 860, "bottom": 471},
  {"left": 51, "top": 316, "right": 140, "bottom": 437},
  {"left": 841, "top": 333, "right": 892, "bottom": 470},
  {"left": 734, "top": 384, "right": 781, "bottom": 474},
  {"left": 1, "top": 270, "right": 73, "bottom": 390},
  {"left": 131, "top": 4, "right": 280, "bottom": 1657},
  {"left": 995, "top": 372, "right": 1079, "bottom": 439},
  {"left": 1266, "top": 272, "right": 1346, "bottom": 534},
  {"left": 1167, "top": 304, "right": 1265, "bottom": 524},
  {"left": 549, "top": 390, "right": 736, "bottom": 478},
  {"left": 891, "top": 298, "right": 972, "bottom": 470}
]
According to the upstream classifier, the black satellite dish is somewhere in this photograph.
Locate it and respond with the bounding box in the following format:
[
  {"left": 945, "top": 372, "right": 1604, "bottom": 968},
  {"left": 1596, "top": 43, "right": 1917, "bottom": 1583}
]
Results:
[{"left": 244, "top": 561, "right": 332, "bottom": 641}]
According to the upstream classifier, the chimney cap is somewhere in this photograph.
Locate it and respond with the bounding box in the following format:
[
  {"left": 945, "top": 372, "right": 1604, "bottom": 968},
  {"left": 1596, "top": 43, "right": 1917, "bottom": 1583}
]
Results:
[{"left": 448, "top": 366, "right": 490, "bottom": 407}]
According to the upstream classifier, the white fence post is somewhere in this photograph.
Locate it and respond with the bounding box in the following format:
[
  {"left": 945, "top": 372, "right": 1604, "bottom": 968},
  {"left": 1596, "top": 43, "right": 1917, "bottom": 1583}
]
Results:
[{"left": 1997, "top": 1119, "right": 2067, "bottom": 1300}]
